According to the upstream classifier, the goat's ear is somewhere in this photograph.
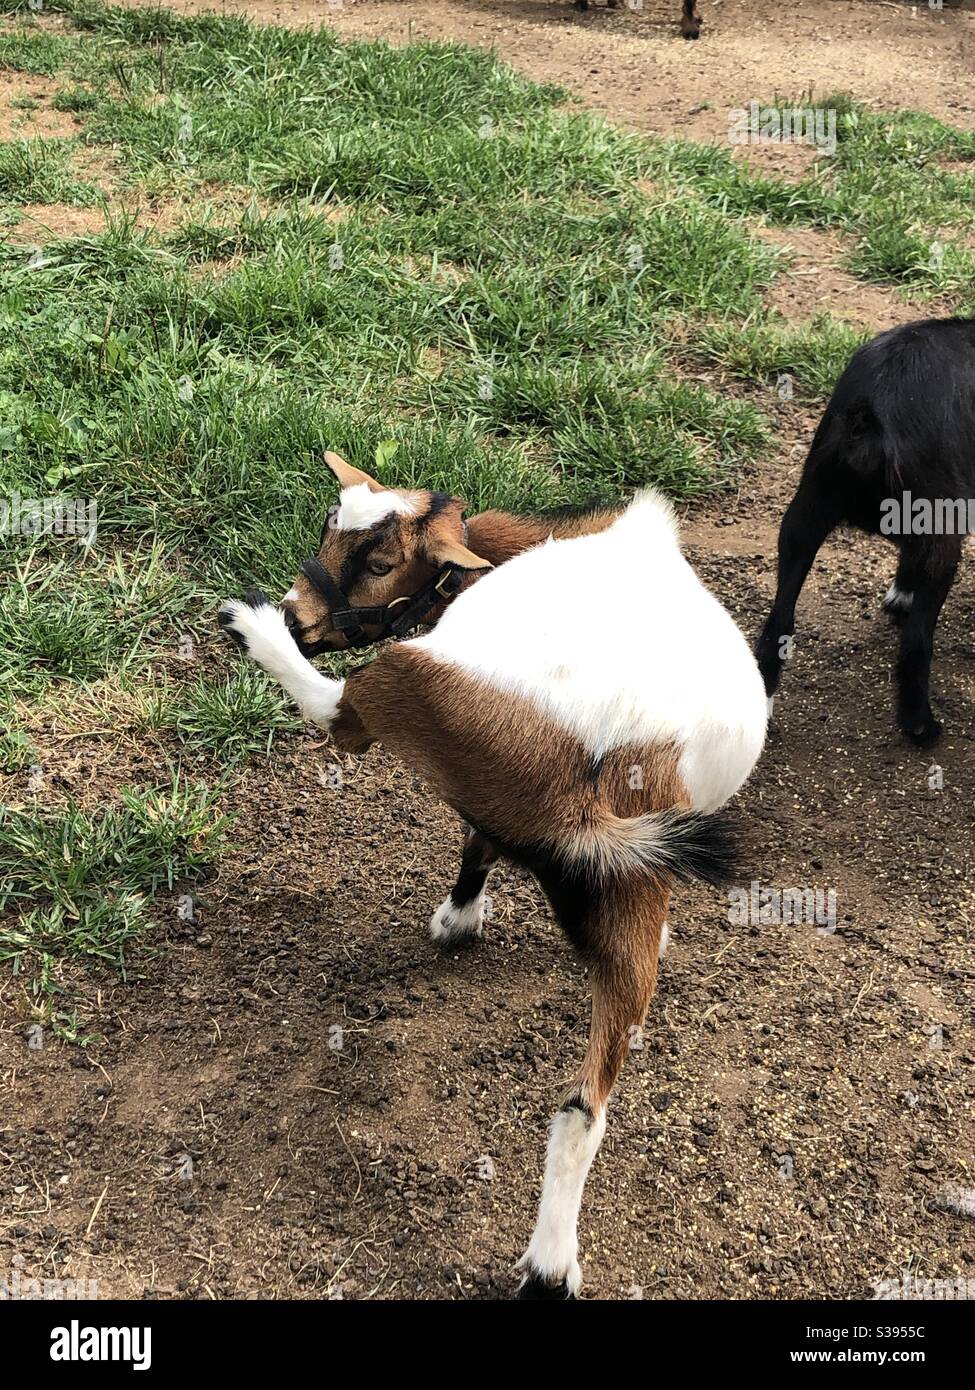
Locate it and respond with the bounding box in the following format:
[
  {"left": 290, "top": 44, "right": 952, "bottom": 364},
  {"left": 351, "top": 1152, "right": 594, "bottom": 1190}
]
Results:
[
  {"left": 425, "top": 531, "right": 492, "bottom": 572},
  {"left": 422, "top": 497, "right": 492, "bottom": 570},
  {"left": 323, "top": 450, "right": 384, "bottom": 493}
]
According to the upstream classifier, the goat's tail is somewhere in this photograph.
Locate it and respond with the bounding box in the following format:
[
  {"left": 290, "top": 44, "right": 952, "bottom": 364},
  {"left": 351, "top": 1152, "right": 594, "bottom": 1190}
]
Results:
[{"left": 568, "top": 806, "right": 739, "bottom": 887}]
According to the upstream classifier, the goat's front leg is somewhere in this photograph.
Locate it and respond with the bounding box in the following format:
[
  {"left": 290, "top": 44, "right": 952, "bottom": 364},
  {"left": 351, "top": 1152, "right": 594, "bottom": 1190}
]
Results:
[
  {"left": 430, "top": 826, "right": 500, "bottom": 947},
  {"left": 218, "top": 592, "right": 345, "bottom": 729}
]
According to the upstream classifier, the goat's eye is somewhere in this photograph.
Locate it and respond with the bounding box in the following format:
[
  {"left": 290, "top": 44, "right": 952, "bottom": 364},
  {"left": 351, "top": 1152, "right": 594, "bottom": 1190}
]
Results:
[{"left": 367, "top": 559, "right": 393, "bottom": 577}]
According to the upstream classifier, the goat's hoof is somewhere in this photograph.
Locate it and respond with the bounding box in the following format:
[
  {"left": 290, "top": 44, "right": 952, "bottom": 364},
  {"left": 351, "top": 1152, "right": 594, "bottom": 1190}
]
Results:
[
  {"left": 755, "top": 640, "right": 785, "bottom": 697},
  {"left": 901, "top": 716, "right": 943, "bottom": 748},
  {"left": 217, "top": 607, "right": 248, "bottom": 650},
  {"left": 515, "top": 1250, "right": 582, "bottom": 1299},
  {"left": 759, "top": 670, "right": 783, "bottom": 700},
  {"left": 218, "top": 590, "right": 272, "bottom": 651},
  {"left": 515, "top": 1270, "right": 578, "bottom": 1300},
  {"left": 218, "top": 595, "right": 294, "bottom": 668},
  {"left": 429, "top": 897, "right": 484, "bottom": 946}
]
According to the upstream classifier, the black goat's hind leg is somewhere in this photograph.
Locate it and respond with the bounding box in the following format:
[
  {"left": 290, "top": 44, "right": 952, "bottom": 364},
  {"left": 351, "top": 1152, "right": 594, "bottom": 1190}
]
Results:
[
  {"left": 681, "top": 0, "right": 701, "bottom": 37},
  {"left": 895, "top": 538, "right": 960, "bottom": 746},
  {"left": 756, "top": 481, "right": 841, "bottom": 698},
  {"left": 883, "top": 545, "right": 920, "bottom": 626}
]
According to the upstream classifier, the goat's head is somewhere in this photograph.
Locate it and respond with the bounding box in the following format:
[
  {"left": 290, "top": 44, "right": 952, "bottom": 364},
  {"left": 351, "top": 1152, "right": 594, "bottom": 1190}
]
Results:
[{"left": 280, "top": 451, "right": 491, "bottom": 655}]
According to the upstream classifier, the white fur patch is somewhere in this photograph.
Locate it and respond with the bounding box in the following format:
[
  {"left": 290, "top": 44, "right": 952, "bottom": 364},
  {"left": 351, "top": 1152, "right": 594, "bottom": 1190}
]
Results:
[
  {"left": 219, "top": 600, "right": 344, "bottom": 727},
  {"left": 411, "top": 491, "right": 767, "bottom": 812},
  {"left": 336, "top": 483, "right": 416, "bottom": 531},
  {"left": 429, "top": 895, "right": 485, "bottom": 945},
  {"left": 658, "top": 921, "right": 670, "bottom": 960},
  {"left": 884, "top": 583, "right": 914, "bottom": 614},
  {"left": 517, "top": 1105, "right": 607, "bottom": 1295},
  {"left": 282, "top": 586, "right": 300, "bottom": 602}
]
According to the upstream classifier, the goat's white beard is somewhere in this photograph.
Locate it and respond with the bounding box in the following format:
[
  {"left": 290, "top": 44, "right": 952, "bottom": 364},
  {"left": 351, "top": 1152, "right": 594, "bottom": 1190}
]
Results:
[{"left": 219, "top": 598, "right": 344, "bottom": 728}]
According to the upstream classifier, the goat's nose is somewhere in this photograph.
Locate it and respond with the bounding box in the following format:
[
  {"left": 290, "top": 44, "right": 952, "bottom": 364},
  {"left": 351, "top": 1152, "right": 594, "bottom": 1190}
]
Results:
[{"left": 282, "top": 606, "right": 301, "bottom": 634}]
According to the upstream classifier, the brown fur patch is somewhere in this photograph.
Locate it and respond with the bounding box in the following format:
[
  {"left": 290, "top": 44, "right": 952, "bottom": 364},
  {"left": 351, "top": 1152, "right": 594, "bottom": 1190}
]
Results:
[
  {"left": 576, "top": 875, "right": 669, "bottom": 1110},
  {"left": 334, "top": 645, "right": 689, "bottom": 849},
  {"left": 466, "top": 505, "right": 622, "bottom": 567},
  {"left": 334, "top": 644, "right": 677, "bottom": 1117},
  {"left": 303, "top": 621, "right": 681, "bottom": 1125}
]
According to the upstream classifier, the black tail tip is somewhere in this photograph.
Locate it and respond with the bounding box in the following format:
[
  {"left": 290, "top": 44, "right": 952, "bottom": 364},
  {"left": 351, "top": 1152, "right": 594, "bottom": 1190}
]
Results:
[{"left": 668, "top": 808, "right": 741, "bottom": 889}]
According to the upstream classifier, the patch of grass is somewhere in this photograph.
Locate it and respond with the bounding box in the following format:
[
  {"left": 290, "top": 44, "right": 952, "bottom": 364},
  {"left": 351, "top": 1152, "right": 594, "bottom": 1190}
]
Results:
[
  {"left": 0, "top": 707, "right": 35, "bottom": 773},
  {"left": 0, "top": 775, "right": 229, "bottom": 916},
  {"left": 0, "top": 138, "right": 92, "bottom": 203},
  {"left": 414, "top": 356, "right": 767, "bottom": 499},
  {"left": 642, "top": 138, "right": 840, "bottom": 227},
  {"left": 647, "top": 95, "right": 975, "bottom": 300},
  {"left": 549, "top": 379, "right": 767, "bottom": 501},
  {"left": 689, "top": 314, "right": 871, "bottom": 399},
  {"left": 0, "top": 545, "right": 197, "bottom": 696},
  {"left": 52, "top": 85, "right": 100, "bottom": 113},
  {"left": 0, "top": 26, "right": 78, "bottom": 75},
  {"left": 845, "top": 224, "right": 975, "bottom": 294},
  {"left": 163, "top": 666, "right": 302, "bottom": 763},
  {"left": 0, "top": 774, "right": 230, "bottom": 1020}
]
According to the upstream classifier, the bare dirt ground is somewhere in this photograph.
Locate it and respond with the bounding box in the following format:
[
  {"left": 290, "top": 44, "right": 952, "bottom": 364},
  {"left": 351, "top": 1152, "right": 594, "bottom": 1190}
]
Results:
[{"left": 1, "top": 0, "right": 974, "bottom": 1301}]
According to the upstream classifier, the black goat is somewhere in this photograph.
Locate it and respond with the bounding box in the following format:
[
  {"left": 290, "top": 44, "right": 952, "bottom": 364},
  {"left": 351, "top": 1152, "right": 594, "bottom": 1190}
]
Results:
[{"left": 757, "top": 316, "right": 975, "bottom": 746}]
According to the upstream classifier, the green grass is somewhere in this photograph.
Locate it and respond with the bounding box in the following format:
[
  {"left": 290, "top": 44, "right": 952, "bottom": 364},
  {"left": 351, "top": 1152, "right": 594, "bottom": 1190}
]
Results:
[
  {"left": 0, "top": 137, "right": 95, "bottom": 203},
  {"left": 0, "top": 706, "right": 35, "bottom": 773},
  {"left": 0, "top": 544, "right": 197, "bottom": 696},
  {"left": 0, "top": 0, "right": 971, "bottom": 1032},
  {"left": 644, "top": 95, "right": 975, "bottom": 303},
  {"left": 160, "top": 666, "right": 303, "bottom": 763},
  {"left": 0, "top": 775, "right": 230, "bottom": 1036},
  {"left": 688, "top": 314, "right": 871, "bottom": 400}
]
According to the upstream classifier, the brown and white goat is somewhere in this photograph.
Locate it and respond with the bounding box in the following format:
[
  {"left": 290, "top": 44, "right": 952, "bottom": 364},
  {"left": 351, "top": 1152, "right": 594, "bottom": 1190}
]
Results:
[
  {"left": 220, "top": 452, "right": 767, "bottom": 1297},
  {"left": 573, "top": 0, "right": 702, "bottom": 40}
]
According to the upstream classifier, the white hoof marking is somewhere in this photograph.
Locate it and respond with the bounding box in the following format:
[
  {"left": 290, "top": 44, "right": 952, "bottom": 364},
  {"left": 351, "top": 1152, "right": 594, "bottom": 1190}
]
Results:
[{"left": 429, "top": 895, "right": 484, "bottom": 945}]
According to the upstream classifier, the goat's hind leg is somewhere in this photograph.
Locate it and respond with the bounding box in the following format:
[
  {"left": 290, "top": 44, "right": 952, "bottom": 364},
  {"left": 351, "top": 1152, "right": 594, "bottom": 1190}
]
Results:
[
  {"left": 517, "top": 875, "right": 665, "bottom": 1299},
  {"left": 430, "top": 826, "right": 499, "bottom": 946},
  {"left": 883, "top": 545, "right": 919, "bottom": 625},
  {"left": 681, "top": 0, "right": 702, "bottom": 39},
  {"left": 895, "top": 537, "right": 960, "bottom": 746},
  {"left": 756, "top": 478, "right": 840, "bottom": 700}
]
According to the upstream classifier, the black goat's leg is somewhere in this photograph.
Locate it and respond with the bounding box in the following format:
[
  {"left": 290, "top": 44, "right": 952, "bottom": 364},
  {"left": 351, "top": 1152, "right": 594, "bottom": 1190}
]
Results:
[
  {"left": 883, "top": 544, "right": 920, "bottom": 625},
  {"left": 756, "top": 479, "right": 841, "bottom": 698},
  {"left": 429, "top": 826, "right": 500, "bottom": 946},
  {"left": 895, "top": 537, "right": 960, "bottom": 746},
  {"left": 681, "top": 0, "right": 702, "bottom": 38}
]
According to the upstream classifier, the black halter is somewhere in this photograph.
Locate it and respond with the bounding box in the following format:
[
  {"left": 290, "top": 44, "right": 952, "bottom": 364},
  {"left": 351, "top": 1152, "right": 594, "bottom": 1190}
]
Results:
[{"left": 299, "top": 556, "right": 465, "bottom": 648}]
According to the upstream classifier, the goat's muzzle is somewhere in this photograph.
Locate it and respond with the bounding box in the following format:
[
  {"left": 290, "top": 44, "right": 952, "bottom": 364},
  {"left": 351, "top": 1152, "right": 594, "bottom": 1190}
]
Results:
[{"left": 280, "top": 604, "right": 339, "bottom": 657}]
